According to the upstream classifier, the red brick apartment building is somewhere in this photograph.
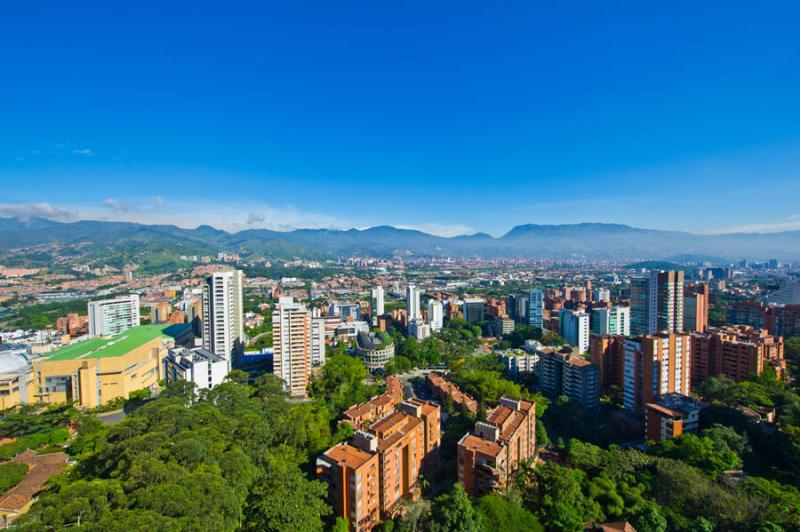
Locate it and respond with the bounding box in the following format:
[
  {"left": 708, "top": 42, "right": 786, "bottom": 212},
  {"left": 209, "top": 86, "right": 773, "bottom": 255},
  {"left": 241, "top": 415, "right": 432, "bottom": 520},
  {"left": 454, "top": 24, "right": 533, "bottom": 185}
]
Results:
[
  {"left": 457, "top": 396, "right": 536, "bottom": 497},
  {"left": 691, "top": 325, "right": 784, "bottom": 382},
  {"left": 427, "top": 372, "right": 478, "bottom": 414}
]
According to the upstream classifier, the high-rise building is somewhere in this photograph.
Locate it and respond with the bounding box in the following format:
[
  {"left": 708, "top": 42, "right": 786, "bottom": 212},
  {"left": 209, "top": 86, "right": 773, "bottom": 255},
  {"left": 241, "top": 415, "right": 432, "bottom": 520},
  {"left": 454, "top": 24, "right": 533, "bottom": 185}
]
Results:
[
  {"left": 725, "top": 301, "right": 766, "bottom": 329},
  {"left": 316, "top": 443, "right": 380, "bottom": 532},
  {"left": 765, "top": 279, "right": 800, "bottom": 305},
  {"left": 683, "top": 282, "right": 709, "bottom": 333},
  {"left": 691, "top": 325, "right": 784, "bottom": 383},
  {"left": 559, "top": 309, "right": 590, "bottom": 353},
  {"left": 88, "top": 294, "right": 141, "bottom": 337},
  {"left": 406, "top": 284, "right": 421, "bottom": 323},
  {"left": 590, "top": 335, "right": 626, "bottom": 392},
  {"left": 527, "top": 289, "right": 544, "bottom": 328},
  {"left": 591, "top": 306, "right": 630, "bottom": 336},
  {"left": 273, "top": 296, "right": 311, "bottom": 398},
  {"left": 201, "top": 270, "right": 244, "bottom": 373},
  {"left": 427, "top": 300, "right": 443, "bottom": 332},
  {"left": 630, "top": 270, "right": 684, "bottom": 336},
  {"left": 623, "top": 333, "right": 691, "bottom": 412},
  {"left": 463, "top": 298, "right": 485, "bottom": 323},
  {"left": 371, "top": 286, "right": 385, "bottom": 326},
  {"left": 764, "top": 304, "right": 800, "bottom": 338},
  {"left": 310, "top": 317, "right": 327, "bottom": 367},
  {"left": 457, "top": 397, "right": 536, "bottom": 497},
  {"left": 592, "top": 287, "right": 611, "bottom": 303}
]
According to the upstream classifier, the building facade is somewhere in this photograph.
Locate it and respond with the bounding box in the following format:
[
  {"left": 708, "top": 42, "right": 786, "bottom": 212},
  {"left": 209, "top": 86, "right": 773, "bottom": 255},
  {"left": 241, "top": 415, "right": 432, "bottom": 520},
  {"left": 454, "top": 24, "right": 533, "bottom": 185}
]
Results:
[
  {"left": 630, "top": 270, "right": 684, "bottom": 336},
  {"left": 463, "top": 298, "right": 486, "bottom": 323},
  {"left": 163, "top": 346, "right": 228, "bottom": 391},
  {"left": 406, "top": 285, "right": 421, "bottom": 322},
  {"left": 272, "top": 296, "right": 311, "bottom": 397},
  {"left": 427, "top": 300, "right": 443, "bottom": 332},
  {"left": 527, "top": 289, "right": 544, "bottom": 328},
  {"left": 201, "top": 270, "right": 244, "bottom": 372},
  {"left": 538, "top": 350, "right": 599, "bottom": 409},
  {"left": 371, "top": 286, "right": 385, "bottom": 326},
  {"left": 88, "top": 294, "right": 141, "bottom": 337},
  {"left": 623, "top": 333, "right": 691, "bottom": 412},
  {"left": 559, "top": 309, "right": 590, "bottom": 353},
  {"left": 591, "top": 306, "right": 630, "bottom": 336},
  {"left": 691, "top": 326, "right": 784, "bottom": 382}
]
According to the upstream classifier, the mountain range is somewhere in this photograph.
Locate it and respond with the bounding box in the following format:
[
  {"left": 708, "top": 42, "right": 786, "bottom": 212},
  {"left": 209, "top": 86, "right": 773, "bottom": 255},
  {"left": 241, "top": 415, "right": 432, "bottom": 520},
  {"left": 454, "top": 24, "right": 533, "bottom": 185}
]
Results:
[{"left": 1, "top": 217, "right": 799, "bottom": 262}]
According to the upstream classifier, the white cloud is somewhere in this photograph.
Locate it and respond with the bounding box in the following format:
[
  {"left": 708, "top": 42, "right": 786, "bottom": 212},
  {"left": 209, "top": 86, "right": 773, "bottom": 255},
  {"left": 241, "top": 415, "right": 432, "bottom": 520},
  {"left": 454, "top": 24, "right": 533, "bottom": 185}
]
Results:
[
  {"left": 153, "top": 195, "right": 165, "bottom": 206},
  {"left": 0, "top": 202, "right": 77, "bottom": 221},
  {"left": 72, "top": 148, "right": 93, "bottom": 157},
  {"left": 102, "top": 198, "right": 132, "bottom": 212},
  {"left": 704, "top": 215, "right": 800, "bottom": 234},
  {"left": 394, "top": 223, "right": 476, "bottom": 237}
]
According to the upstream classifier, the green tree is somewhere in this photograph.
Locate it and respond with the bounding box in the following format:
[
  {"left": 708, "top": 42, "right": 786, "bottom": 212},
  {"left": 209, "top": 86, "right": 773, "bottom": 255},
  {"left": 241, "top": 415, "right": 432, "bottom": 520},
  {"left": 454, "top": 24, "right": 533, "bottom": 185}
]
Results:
[
  {"left": 474, "top": 493, "right": 543, "bottom": 532},
  {"left": 431, "top": 483, "right": 482, "bottom": 532},
  {"left": 631, "top": 505, "right": 667, "bottom": 532}
]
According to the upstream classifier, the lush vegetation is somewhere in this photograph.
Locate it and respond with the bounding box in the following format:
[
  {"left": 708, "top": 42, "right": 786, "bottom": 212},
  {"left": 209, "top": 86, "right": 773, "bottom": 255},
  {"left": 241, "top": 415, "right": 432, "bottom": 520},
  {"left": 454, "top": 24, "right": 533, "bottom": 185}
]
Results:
[
  {"left": 0, "top": 298, "right": 87, "bottom": 329},
  {"left": 0, "top": 461, "right": 29, "bottom": 494}
]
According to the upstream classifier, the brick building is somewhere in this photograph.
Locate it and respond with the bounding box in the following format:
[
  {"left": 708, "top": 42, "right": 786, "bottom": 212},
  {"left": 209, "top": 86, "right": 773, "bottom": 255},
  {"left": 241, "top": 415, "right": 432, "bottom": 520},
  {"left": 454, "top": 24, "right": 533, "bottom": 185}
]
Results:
[
  {"left": 691, "top": 326, "right": 785, "bottom": 382},
  {"left": 457, "top": 396, "right": 537, "bottom": 497},
  {"left": 427, "top": 372, "right": 478, "bottom": 414}
]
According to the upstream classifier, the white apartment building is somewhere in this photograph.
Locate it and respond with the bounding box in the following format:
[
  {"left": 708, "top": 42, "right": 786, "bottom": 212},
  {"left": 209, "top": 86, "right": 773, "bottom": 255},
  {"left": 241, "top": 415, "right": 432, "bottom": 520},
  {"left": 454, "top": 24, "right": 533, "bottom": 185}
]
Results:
[
  {"left": 592, "top": 306, "right": 631, "bottom": 336},
  {"left": 88, "top": 294, "right": 140, "bottom": 337},
  {"left": 406, "top": 284, "right": 421, "bottom": 322},
  {"left": 408, "top": 319, "right": 431, "bottom": 340},
  {"left": 273, "top": 296, "right": 311, "bottom": 398},
  {"left": 371, "top": 286, "right": 385, "bottom": 325},
  {"left": 559, "top": 309, "right": 590, "bottom": 353},
  {"left": 310, "top": 317, "right": 326, "bottom": 367},
  {"left": 427, "top": 300, "right": 443, "bottom": 332},
  {"left": 163, "top": 346, "right": 228, "bottom": 391},
  {"left": 202, "top": 270, "right": 244, "bottom": 373}
]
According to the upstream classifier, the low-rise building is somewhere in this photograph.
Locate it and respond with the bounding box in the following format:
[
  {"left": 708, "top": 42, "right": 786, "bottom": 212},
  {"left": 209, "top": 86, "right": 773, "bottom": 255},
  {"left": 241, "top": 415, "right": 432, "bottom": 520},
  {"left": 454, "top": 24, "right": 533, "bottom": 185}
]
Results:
[
  {"left": 163, "top": 346, "right": 228, "bottom": 391},
  {"left": 691, "top": 325, "right": 785, "bottom": 382},
  {"left": 427, "top": 372, "right": 478, "bottom": 414},
  {"left": 499, "top": 350, "right": 539, "bottom": 380},
  {"left": 457, "top": 396, "right": 536, "bottom": 497},
  {"left": 355, "top": 331, "right": 395, "bottom": 372},
  {"left": 0, "top": 344, "right": 35, "bottom": 410},
  {"left": 645, "top": 393, "right": 705, "bottom": 442}
]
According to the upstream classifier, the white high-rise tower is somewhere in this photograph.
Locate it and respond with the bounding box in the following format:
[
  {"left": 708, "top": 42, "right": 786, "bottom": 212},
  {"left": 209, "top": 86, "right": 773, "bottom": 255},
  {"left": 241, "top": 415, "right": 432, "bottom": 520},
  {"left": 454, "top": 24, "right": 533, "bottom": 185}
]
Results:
[
  {"left": 406, "top": 284, "right": 421, "bottom": 322},
  {"left": 371, "top": 286, "right": 385, "bottom": 325},
  {"left": 427, "top": 300, "right": 443, "bottom": 332},
  {"left": 202, "top": 270, "right": 244, "bottom": 373}
]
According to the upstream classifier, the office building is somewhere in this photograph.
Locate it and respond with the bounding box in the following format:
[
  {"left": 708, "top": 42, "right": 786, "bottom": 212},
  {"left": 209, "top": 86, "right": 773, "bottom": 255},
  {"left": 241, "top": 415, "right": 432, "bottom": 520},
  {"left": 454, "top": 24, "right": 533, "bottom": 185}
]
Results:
[
  {"left": 623, "top": 333, "right": 691, "bottom": 412},
  {"left": 202, "top": 270, "right": 244, "bottom": 372},
  {"left": 88, "top": 294, "right": 140, "bottom": 337},
  {"left": 559, "top": 309, "right": 590, "bottom": 353},
  {"left": 590, "top": 335, "right": 625, "bottom": 392},
  {"left": 591, "top": 306, "right": 630, "bottom": 336},
  {"left": 371, "top": 286, "right": 385, "bottom": 325},
  {"left": 406, "top": 285, "right": 421, "bottom": 322},
  {"left": 273, "top": 296, "right": 311, "bottom": 398},
  {"left": 527, "top": 289, "right": 544, "bottom": 328},
  {"left": 463, "top": 298, "right": 485, "bottom": 323},
  {"left": 538, "top": 350, "right": 599, "bottom": 409},
  {"left": 493, "top": 316, "right": 515, "bottom": 337},
  {"left": 34, "top": 324, "right": 181, "bottom": 408},
  {"left": 457, "top": 397, "right": 536, "bottom": 497},
  {"left": 163, "top": 346, "right": 228, "bottom": 391},
  {"left": 765, "top": 279, "right": 800, "bottom": 305},
  {"left": 630, "top": 270, "right": 684, "bottom": 336},
  {"left": 691, "top": 325, "right": 784, "bottom": 383},
  {"left": 427, "top": 300, "right": 443, "bottom": 332},
  {"left": 645, "top": 393, "right": 705, "bottom": 442}
]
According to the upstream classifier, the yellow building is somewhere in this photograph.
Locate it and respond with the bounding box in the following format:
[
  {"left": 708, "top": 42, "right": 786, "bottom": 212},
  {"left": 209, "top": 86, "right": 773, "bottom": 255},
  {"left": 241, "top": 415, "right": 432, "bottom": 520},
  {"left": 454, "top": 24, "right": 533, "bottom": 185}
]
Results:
[
  {"left": 0, "top": 346, "right": 35, "bottom": 410},
  {"left": 33, "top": 324, "right": 187, "bottom": 408}
]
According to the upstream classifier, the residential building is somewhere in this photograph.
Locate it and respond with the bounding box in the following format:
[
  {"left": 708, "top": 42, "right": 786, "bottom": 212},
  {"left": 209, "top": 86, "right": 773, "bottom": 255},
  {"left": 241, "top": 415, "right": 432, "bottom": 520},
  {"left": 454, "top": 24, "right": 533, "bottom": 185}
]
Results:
[
  {"left": 528, "top": 289, "right": 544, "bottom": 328},
  {"left": 56, "top": 313, "right": 88, "bottom": 337},
  {"left": 645, "top": 393, "right": 705, "bottom": 442},
  {"left": 273, "top": 296, "right": 311, "bottom": 397},
  {"left": 591, "top": 306, "right": 630, "bottom": 336},
  {"left": 499, "top": 350, "right": 539, "bottom": 379},
  {"left": 630, "top": 270, "right": 684, "bottom": 336},
  {"left": 408, "top": 319, "right": 431, "bottom": 340},
  {"left": 590, "top": 335, "right": 625, "bottom": 392},
  {"left": 33, "top": 324, "right": 182, "bottom": 408},
  {"left": 463, "top": 298, "right": 485, "bottom": 323},
  {"left": 623, "top": 333, "right": 691, "bottom": 412},
  {"left": 427, "top": 300, "right": 443, "bottom": 332},
  {"left": 371, "top": 286, "right": 385, "bottom": 326},
  {"left": 343, "top": 377, "right": 403, "bottom": 429},
  {"left": 457, "top": 397, "right": 536, "bottom": 497},
  {"left": 311, "top": 317, "right": 326, "bottom": 367},
  {"left": 538, "top": 349, "right": 599, "bottom": 409},
  {"left": 400, "top": 399, "right": 442, "bottom": 470},
  {"left": 559, "top": 309, "right": 589, "bottom": 353},
  {"left": 163, "top": 346, "right": 228, "bottom": 391},
  {"left": 88, "top": 294, "right": 140, "bottom": 337},
  {"left": 725, "top": 301, "right": 766, "bottom": 329},
  {"left": 202, "top": 270, "right": 244, "bottom": 372},
  {"left": 592, "top": 287, "right": 611, "bottom": 303},
  {"left": 316, "top": 443, "right": 380, "bottom": 532},
  {"left": 406, "top": 285, "right": 421, "bottom": 322},
  {"left": 427, "top": 372, "right": 478, "bottom": 414},
  {"left": 765, "top": 304, "right": 800, "bottom": 338},
  {"left": 691, "top": 326, "right": 785, "bottom": 382},
  {"left": 683, "top": 282, "right": 709, "bottom": 333}
]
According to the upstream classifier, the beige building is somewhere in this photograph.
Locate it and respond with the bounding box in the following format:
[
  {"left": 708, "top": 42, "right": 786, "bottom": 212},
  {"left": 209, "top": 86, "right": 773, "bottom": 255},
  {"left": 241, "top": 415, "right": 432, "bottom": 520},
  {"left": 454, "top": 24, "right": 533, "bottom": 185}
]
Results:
[{"left": 33, "top": 324, "right": 181, "bottom": 408}]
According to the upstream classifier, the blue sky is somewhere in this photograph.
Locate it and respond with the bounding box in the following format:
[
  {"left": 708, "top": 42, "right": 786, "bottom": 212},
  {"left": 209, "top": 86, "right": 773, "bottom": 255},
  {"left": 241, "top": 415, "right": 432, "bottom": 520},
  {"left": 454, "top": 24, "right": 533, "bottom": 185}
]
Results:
[{"left": 2, "top": 1, "right": 800, "bottom": 236}]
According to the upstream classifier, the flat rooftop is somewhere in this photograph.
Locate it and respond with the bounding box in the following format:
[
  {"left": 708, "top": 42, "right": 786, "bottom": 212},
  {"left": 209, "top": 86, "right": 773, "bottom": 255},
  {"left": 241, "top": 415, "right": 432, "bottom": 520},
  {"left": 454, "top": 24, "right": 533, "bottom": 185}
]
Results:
[{"left": 44, "top": 324, "right": 183, "bottom": 361}]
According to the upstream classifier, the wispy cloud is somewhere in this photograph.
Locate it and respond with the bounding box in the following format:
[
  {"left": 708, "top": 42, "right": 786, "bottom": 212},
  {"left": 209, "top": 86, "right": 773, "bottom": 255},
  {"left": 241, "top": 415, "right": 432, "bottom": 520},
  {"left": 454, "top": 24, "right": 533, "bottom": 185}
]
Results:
[
  {"left": 393, "top": 223, "right": 476, "bottom": 237},
  {"left": 703, "top": 214, "right": 800, "bottom": 234},
  {"left": 0, "top": 202, "right": 77, "bottom": 222},
  {"left": 71, "top": 148, "right": 93, "bottom": 156},
  {"left": 102, "top": 198, "right": 132, "bottom": 212}
]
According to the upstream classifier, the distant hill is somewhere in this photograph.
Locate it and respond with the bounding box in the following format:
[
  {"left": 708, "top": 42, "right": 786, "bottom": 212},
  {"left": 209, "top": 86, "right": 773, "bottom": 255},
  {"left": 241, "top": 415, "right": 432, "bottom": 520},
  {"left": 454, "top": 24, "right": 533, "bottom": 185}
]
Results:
[{"left": 1, "top": 217, "right": 800, "bottom": 262}]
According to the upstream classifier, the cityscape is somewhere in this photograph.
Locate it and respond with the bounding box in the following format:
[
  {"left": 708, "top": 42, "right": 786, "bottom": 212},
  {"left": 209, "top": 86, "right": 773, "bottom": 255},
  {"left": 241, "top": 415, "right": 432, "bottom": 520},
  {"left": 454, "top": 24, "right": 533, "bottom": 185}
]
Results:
[{"left": 2, "top": 3, "right": 800, "bottom": 532}]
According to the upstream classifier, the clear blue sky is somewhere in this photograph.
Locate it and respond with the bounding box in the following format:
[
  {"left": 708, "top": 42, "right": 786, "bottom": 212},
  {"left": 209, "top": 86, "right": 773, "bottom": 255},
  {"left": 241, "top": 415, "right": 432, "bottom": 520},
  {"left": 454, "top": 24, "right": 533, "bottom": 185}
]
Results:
[{"left": 2, "top": 1, "right": 800, "bottom": 236}]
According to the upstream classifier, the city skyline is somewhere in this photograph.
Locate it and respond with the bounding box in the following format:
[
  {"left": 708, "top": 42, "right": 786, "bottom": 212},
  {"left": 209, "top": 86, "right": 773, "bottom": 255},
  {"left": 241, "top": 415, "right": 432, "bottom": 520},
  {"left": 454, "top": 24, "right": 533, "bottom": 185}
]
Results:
[{"left": 2, "top": 3, "right": 800, "bottom": 236}]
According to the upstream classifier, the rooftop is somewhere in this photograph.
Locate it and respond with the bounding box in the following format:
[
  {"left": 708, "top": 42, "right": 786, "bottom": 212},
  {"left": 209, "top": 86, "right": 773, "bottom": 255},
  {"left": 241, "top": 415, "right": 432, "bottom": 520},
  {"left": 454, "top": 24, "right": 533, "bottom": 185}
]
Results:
[
  {"left": 323, "top": 443, "right": 375, "bottom": 470},
  {"left": 459, "top": 433, "right": 502, "bottom": 458},
  {"left": 43, "top": 324, "right": 183, "bottom": 361}
]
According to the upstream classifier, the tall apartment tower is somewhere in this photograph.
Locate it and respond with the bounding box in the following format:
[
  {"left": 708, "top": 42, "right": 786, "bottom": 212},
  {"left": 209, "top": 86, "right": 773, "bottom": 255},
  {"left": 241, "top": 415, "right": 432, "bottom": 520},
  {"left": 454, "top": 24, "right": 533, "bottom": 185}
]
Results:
[
  {"left": 427, "top": 300, "right": 444, "bottom": 332},
  {"left": 683, "top": 282, "right": 709, "bottom": 333},
  {"left": 527, "top": 289, "right": 544, "bottom": 329},
  {"left": 88, "top": 294, "right": 141, "bottom": 337},
  {"left": 559, "top": 309, "right": 590, "bottom": 353},
  {"left": 406, "top": 284, "right": 421, "bottom": 322},
  {"left": 591, "top": 306, "right": 631, "bottom": 336},
  {"left": 273, "top": 296, "right": 311, "bottom": 398},
  {"left": 310, "top": 317, "right": 327, "bottom": 367},
  {"left": 201, "top": 270, "right": 244, "bottom": 373},
  {"left": 371, "top": 286, "right": 385, "bottom": 326},
  {"left": 631, "top": 270, "right": 684, "bottom": 336},
  {"left": 623, "top": 333, "right": 691, "bottom": 411}
]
